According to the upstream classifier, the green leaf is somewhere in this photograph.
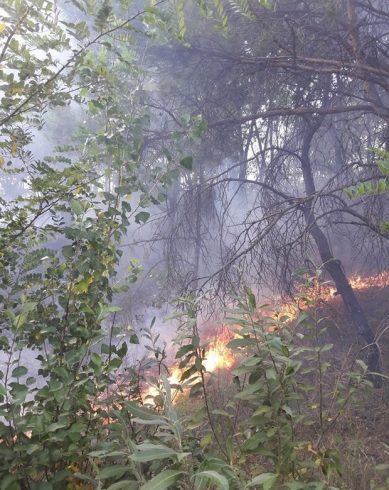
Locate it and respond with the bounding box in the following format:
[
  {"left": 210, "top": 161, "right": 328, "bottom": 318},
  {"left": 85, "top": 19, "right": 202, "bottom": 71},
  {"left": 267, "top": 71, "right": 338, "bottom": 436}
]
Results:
[
  {"left": 70, "top": 199, "right": 84, "bottom": 215},
  {"left": 130, "top": 443, "right": 184, "bottom": 462},
  {"left": 107, "top": 482, "right": 139, "bottom": 490},
  {"left": 10, "top": 383, "right": 28, "bottom": 404},
  {"left": 73, "top": 473, "right": 97, "bottom": 483},
  {"left": 295, "top": 311, "right": 310, "bottom": 326},
  {"left": 135, "top": 211, "right": 150, "bottom": 224},
  {"left": 12, "top": 366, "right": 28, "bottom": 377},
  {"left": 97, "top": 465, "right": 129, "bottom": 480},
  {"left": 265, "top": 368, "right": 277, "bottom": 380},
  {"left": 175, "top": 344, "right": 194, "bottom": 358},
  {"left": 247, "top": 473, "right": 277, "bottom": 489},
  {"left": 378, "top": 158, "right": 389, "bottom": 175},
  {"left": 115, "top": 185, "right": 132, "bottom": 196},
  {"left": 124, "top": 400, "right": 165, "bottom": 421},
  {"left": 0, "top": 474, "right": 20, "bottom": 490},
  {"left": 179, "top": 156, "right": 193, "bottom": 170},
  {"left": 244, "top": 286, "right": 256, "bottom": 311},
  {"left": 140, "top": 470, "right": 184, "bottom": 490},
  {"left": 320, "top": 343, "right": 334, "bottom": 352},
  {"left": 47, "top": 421, "right": 69, "bottom": 432},
  {"left": 193, "top": 470, "right": 229, "bottom": 490},
  {"left": 96, "top": 304, "right": 122, "bottom": 322},
  {"left": 284, "top": 483, "right": 306, "bottom": 489},
  {"left": 200, "top": 432, "right": 213, "bottom": 448},
  {"left": 131, "top": 417, "right": 168, "bottom": 426},
  {"left": 90, "top": 352, "right": 102, "bottom": 368}
]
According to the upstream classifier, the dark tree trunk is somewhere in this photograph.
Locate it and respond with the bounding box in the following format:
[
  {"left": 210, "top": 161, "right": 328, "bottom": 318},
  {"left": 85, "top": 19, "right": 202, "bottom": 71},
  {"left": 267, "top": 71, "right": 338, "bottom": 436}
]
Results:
[{"left": 300, "top": 119, "right": 382, "bottom": 386}]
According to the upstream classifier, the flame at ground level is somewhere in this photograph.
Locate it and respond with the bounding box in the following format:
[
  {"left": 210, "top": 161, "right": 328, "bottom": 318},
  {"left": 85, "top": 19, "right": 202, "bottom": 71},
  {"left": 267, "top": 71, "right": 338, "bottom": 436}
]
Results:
[
  {"left": 143, "top": 271, "right": 389, "bottom": 403},
  {"left": 143, "top": 329, "right": 235, "bottom": 402},
  {"left": 203, "top": 334, "right": 235, "bottom": 372}
]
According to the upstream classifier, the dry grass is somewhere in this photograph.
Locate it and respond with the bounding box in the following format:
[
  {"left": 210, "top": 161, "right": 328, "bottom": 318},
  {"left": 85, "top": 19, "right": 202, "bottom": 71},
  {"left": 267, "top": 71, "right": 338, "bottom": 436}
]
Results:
[{"left": 173, "top": 287, "right": 389, "bottom": 489}]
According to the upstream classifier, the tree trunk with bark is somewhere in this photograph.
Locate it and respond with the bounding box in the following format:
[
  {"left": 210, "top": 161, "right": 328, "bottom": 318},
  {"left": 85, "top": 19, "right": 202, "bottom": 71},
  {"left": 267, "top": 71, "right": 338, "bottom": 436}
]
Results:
[{"left": 300, "top": 119, "right": 382, "bottom": 386}]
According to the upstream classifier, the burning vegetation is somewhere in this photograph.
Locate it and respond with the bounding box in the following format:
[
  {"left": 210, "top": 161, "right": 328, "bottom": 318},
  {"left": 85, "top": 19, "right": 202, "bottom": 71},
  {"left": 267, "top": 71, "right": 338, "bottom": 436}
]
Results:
[
  {"left": 141, "top": 271, "right": 389, "bottom": 408},
  {"left": 1, "top": 0, "right": 389, "bottom": 488}
]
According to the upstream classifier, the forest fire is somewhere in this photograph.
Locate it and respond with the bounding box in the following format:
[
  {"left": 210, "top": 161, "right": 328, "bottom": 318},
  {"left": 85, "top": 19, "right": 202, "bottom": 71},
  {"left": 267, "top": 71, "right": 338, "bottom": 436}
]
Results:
[
  {"left": 203, "top": 330, "right": 236, "bottom": 372},
  {"left": 312, "top": 271, "right": 389, "bottom": 303},
  {"left": 4, "top": 1, "right": 388, "bottom": 485},
  {"left": 143, "top": 328, "right": 235, "bottom": 403},
  {"left": 338, "top": 272, "right": 389, "bottom": 291},
  {"left": 143, "top": 271, "right": 389, "bottom": 404},
  {"left": 274, "top": 271, "right": 389, "bottom": 318}
]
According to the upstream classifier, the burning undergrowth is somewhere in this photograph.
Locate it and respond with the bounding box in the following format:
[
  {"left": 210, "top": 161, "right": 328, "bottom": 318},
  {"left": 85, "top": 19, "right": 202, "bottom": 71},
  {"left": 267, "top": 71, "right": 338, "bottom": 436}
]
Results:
[
  {"left": 95, "top": 270, "right": 389, "bottom": 420},
  {"left": 136, "top": 271, "right": 389, "bottom": 407}
]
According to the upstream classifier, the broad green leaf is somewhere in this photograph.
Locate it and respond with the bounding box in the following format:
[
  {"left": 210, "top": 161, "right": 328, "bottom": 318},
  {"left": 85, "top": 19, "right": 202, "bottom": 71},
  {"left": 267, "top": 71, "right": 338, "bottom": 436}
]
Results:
[
  {"left": 246, "top": 473, "right": 277, "bottom": 489},
  {"left": 0, "top": 474, "right": 20, "bottom": 490},
  {"left": 10, "top": 383, "right": 28, "bottom": 404},
  {"left": 140, "top": 470, "right": 184, "bottom": 490},
  {"left": 131, "top": 417, "right": 168, "bottom": 426},
  {"left": 284, "top": 483, "right": 306, "bottom": 489},
  {"left": 107, "top": 482, "right": 139, "bottom": 490},
  {"left": 47, "top": 421, "right": 68, "bottom": 432},
  {"left": 244, "top": 286, "right": 256, "bottom": 311},
  {"left": 175, "top": 344, "right": 194, "bottom": 358},
  {"left": 124, "top": 400, "right": 166, "bottom": 421},
  {"left": 135, "top": 211, "right": 150, "bottom": 224},
  {"left": 130, "top": 443, "right": 182, "bottom": 462},
  {"left": 11, "top": 366, "right": 28, "bottom": 378},
  {"left": 193, "top": 470, "right": 229, "bottom": 490},
  {"left": 97, "top": 465, "right": 129, "bottom": 480},
  {"left": 265, "top": 368, "right": 277, "bottom": 381},
  {"left": 70, "top": 199, "right": 84, "bottom": 215},
  {"left": 200, "top": 432, "right": 213, "bottom": 448}
]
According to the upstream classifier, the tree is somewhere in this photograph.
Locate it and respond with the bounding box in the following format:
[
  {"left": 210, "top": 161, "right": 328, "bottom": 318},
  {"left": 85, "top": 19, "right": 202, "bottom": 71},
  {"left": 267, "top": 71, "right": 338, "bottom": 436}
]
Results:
[
  {"left": 0, "top": 1, "right": 387, "bottom": 487},
  {"left": 136, "top": 0, "right": 389, "bottom": 380},
  {"left": 0, "top": 0, "right": 181, "bottom": 484}
]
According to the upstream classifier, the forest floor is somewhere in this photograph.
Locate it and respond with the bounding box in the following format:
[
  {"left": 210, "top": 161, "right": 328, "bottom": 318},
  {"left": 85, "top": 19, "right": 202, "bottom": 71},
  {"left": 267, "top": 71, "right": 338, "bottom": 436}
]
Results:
[
  {"left": 174, "top": 286, "right": 389, "bottom": 490},
  {"left": 319, "top": 287, "right": 389, "bottom": 488}
]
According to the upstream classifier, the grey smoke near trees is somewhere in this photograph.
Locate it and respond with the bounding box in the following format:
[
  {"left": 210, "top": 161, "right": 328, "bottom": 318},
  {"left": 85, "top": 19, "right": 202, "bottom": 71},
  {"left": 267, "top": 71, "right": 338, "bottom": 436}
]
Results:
[
  {"left": 120, "top": 0, "right": 389, "bottom": 380},
  {"left": 1, "top": 0, "right": 388, "bottom": 375}
]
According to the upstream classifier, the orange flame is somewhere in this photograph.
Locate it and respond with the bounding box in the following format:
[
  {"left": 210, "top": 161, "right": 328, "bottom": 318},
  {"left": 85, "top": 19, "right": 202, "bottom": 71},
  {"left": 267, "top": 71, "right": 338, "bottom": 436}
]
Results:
[
  {"left": 275, "top": 271, "right": 389, "bottom": 318},
  {"left": 203, "top": 333, "right": 235, "bottom": 372},
  {"left": 143, "top": 271, "right": 389, "bottom": 403},
  {"left": 142, "top": 328, "right": 235, "bottom": 403}
]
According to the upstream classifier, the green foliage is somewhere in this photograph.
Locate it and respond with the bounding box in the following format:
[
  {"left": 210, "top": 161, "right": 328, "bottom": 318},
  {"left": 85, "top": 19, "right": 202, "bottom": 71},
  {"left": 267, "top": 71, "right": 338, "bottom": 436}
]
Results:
[
  {"left": 0, "top": 0, "right": 192, "bottom": 487},
  {"left": 168, "top": 0, "right": 272, "bottom": 41},
  {"left": 345, "top": 149, "right": 389, "bottom": 199},
  {"left": 345, "top": 178, "right": 389, "bottom": 199},
  {"left": 0, "top": 1, "right": 385, "bottom": 489},
  {"left": 0, "top": 0, "right": 88, "bottom": 162}
]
